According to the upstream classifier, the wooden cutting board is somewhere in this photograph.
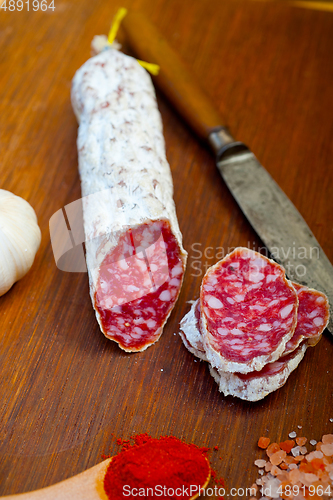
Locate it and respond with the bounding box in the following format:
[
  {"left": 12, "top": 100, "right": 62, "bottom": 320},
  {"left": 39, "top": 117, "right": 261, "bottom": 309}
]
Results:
[{"left": 0, "top": 0, "right": 332, "bottom": 495}]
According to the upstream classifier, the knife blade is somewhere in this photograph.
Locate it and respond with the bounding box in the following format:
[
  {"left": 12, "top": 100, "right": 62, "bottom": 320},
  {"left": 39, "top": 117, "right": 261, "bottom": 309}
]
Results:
[
  {"left": 122, "top": 11, "right": 333, "bottom": 333},
  {"left": 217, "top": 147, "right": 333, "bottom": 333}
]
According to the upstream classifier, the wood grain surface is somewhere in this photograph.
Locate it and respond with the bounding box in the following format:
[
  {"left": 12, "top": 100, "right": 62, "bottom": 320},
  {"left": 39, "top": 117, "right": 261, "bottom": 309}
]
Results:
[{"left": 0, "top": 0, "right": 333, "bottom": 496}]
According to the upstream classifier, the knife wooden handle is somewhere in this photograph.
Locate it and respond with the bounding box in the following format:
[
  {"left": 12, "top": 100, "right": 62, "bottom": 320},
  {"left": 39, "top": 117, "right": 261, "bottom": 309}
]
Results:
[{"left": 122, "top": 11, "right": 225, "bottom": 141}]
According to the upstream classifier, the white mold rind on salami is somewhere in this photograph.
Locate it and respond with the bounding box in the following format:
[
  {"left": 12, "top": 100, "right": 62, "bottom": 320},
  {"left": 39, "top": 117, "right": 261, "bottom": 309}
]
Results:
[
  {"left": 179, "top": 299, "right": 207, "bottom": 361},
  {"left": 71, "top": 48, "right": 187, "bottom": 352},
  {"left": 209, "top": 342, "right": 308, "bottom": 402},
  {"left": 200, "top": 248, "right": 298, "bottom": 373}
]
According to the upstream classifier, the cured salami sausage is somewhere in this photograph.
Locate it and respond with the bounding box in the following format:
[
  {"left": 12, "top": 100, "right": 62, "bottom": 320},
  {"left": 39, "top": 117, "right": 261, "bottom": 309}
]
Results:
[
  {"left": 200, "top": 248, "right": 298, "bottom": 373},
  {"left": 71, "top": 48, "right": 187, "bottom": 352}
]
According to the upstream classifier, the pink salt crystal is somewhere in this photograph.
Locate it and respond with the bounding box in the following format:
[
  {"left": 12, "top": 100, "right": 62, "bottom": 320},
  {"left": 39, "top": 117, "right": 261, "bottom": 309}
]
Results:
[
  {"left": 298, "top": 471, "right": 306, "bottom": 484},
  {"left": 265, "top": 462, "right": 272, "bottom": 472},
  {"left": 299, "top": 446, "right": 307, "bottom": 455},
  {"left": 276, "top": 471, "right": 289, "bottom": 480},
  {"left": 289, "top": 463, "right": 298, "bottom": 470},
  {"left": 266, "top": 443, "right": 281, "bottom": 457},
  {"left": 322, "top": 434, "right": 333, "bottom": 444},
  {"left": 289, "top": 467, "right": 301, "bottom": 483},
  {"left": 317, "top": 470, "right": 330, "bottom": 484},
  {"left": 321, "top": 443, "right": 333, "bottom": 456},
  {"left": 263, "top": 476, "right": 282, "bottom": 498},
  {"left": 270, "top": 449, "right": 286, "bottom": 465},
  {"left": 254, "top": 459, "right": 267, "bottom": 468},
  {"left": 306, "top": 450, "right": 323, "bottom": 461},
  {"left": 302, "top": 472, "right": 320, "bottom": 486},
  {"left": 321, "top": 472, "right": 332, "bottom": 484},
  {"left": 296, "top": 437, "right": 307, "bottom": 446},
  {"left": 270, "top": 465, "right": 281, "bottom": 476},
  {"left": 291, "top": 446, "right": 301, "bottom": 457}
]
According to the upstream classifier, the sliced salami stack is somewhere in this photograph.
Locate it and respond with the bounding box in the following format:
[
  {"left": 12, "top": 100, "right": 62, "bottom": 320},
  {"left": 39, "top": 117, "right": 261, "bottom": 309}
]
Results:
[{"left": 179, "top": 248, "right": 329, "bottom": 401}]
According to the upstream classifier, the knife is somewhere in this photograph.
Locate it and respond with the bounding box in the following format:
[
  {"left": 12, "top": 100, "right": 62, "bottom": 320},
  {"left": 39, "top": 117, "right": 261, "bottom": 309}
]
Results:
[{"left": 122, "top": 11, "right": 333, "bottom": 334}]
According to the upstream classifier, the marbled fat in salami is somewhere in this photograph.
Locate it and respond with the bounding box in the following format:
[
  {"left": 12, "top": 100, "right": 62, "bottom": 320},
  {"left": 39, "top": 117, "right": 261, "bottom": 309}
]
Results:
[
  {"left": 283, "top": 283, "right": 329, "bottom": 355},
  {"left": 200, "top": 248, "right": 298, "bottom": 373},
  {"left": 71, "top": 48, "right": 187, "bottom": 351}
]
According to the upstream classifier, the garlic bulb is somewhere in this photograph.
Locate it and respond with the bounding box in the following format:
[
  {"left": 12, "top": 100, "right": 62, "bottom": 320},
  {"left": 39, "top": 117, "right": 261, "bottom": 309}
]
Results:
[{"left": 0, "top": 189, "right": 41, "bottom": 296}]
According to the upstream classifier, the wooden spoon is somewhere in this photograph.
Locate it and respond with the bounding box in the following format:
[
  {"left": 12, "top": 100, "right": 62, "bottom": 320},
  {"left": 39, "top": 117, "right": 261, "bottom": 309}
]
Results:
[{"left": 1, "top": 457, "right": 211, "bottom": 499}]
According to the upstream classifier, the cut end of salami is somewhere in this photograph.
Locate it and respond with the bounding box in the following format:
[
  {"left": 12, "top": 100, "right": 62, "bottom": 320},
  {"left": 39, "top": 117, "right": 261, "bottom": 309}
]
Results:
[
  {"left": 179, "top": 247, "right": 329, "bottom": 400},
  {"left": 201, "top": 248, "right": 298, "bottom": 373},
  {"left": 95, "top": 219, "right": 185, "bottom": 351}
]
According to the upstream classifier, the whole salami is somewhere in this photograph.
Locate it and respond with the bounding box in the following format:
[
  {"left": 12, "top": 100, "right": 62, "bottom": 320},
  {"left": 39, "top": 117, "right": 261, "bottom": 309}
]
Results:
[{"left": 71, "top": 48, "right": 187, "bottom": 352}]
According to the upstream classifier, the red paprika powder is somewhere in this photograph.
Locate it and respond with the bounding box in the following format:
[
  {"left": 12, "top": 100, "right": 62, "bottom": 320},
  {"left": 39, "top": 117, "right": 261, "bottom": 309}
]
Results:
[{"left": 103, "top": 433, "right": 211, "bottom": 499}]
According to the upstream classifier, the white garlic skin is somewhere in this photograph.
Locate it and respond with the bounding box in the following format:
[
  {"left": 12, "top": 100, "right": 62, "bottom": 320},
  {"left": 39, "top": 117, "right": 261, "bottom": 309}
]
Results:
[{"left": 0, "top": 189, "right": 41, "bottom": 296}]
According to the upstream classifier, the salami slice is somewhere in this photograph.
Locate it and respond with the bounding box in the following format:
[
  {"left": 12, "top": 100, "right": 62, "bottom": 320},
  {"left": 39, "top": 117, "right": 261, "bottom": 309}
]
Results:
[
  {"left": 71, "top": 48, "right": 187, "bottom": 352},
  {"left": 283, "top": 283, "right": 329, "bottom": 355},
  {"left": 200, "top": 248, "right": 298, "bottom": 373},
  {"left": 180, "top": 301, "right": 309, "bottom": 401},
  {"left": 180, "top": 255, "right": 329, "bottom": 399},
  {"left": 209, "top": 341, "right": 308, "bottom": 402},
  {"left": 181, "top": 282, "right": 328, "bottom": 364}
]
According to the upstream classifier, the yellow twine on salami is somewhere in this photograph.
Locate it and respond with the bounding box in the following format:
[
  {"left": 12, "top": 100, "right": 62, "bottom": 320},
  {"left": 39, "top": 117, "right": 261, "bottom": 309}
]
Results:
[
  {"left": 107, "top": 8, "right": 160, "bottom": 76},
  {"left": 108, "top": 7, "right": 128, "bottom": 45},
  {"left": 137, "top": 60, "right": 160, "bottom": 76}
]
